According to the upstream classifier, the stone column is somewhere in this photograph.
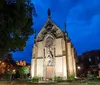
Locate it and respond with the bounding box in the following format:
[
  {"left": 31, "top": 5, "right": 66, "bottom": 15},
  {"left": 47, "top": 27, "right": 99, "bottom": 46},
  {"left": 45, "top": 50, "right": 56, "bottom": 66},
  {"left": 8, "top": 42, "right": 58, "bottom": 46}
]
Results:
[
  {"left": 31, "top": 59, "right": 34, "bottom": 78},
  {"left": 34, "top": 57, "right": 37, "bottom": 76},
  {"left": 72, "top": 47, "right": 76, "bottom": 77},
  {"left": 31, "top": 47, "right": 34, "bottom": 78},
  {"left": 53, "top": 47, "right": 56, "bottom": 81},
  {"left": 34, "top": 45, "right": 38, "bottom": 77},
  {"left": 64, "top": 39, "right": 68, "bottom": 79},
  {"left": 71, "top": 47, "right": 74, "bottom": 75},
  {"left": 43, "top": 48, "right": 46, "bottom": 80},
  {"left": 67, "top": 42, "right": 73, "bottom": 76}
]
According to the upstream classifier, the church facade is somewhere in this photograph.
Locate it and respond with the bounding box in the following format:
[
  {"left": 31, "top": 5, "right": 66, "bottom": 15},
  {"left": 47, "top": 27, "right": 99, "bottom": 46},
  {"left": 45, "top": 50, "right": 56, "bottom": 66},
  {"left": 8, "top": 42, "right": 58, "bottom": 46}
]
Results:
[{"left": 31, "top": 9, "right": 77, "bottom": 80}]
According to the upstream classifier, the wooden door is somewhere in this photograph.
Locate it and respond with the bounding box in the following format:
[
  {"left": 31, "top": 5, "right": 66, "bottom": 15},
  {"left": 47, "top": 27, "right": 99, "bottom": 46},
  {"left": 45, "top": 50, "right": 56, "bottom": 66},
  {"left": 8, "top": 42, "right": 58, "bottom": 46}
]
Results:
[{"left": 46, "top": 66, "right": 53, "bottom": 79}]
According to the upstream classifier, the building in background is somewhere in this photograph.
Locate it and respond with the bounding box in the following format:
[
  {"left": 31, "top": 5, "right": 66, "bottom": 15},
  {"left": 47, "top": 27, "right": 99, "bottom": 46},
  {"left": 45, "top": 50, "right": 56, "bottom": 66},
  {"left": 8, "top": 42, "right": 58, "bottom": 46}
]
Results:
[
  {"left": 77, "top": 50, "right": 100, "bottom": 77},
  {"left": 16, "top": 60, "right": 26, "bottom": 66},
  {"left": 31, "top": 9, "right": 77, "bottom": 80},
  {"left": 0, "top": 53, "right": 16, "bottom": 77}
]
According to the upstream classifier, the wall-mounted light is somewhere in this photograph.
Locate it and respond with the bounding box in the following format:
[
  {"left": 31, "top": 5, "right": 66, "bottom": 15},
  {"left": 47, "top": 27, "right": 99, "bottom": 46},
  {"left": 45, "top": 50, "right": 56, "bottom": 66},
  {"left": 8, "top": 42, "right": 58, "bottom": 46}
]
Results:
[{"left": 77, "top": 66, "right": 81, "bottom": 70}]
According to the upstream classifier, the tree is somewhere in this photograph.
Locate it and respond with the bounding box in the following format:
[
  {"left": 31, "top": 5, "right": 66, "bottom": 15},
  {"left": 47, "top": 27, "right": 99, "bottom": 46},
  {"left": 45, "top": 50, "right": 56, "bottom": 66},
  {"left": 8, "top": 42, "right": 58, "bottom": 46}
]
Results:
[
  {"left": 3, "top": 53, "right": 16, "bottom": 66},
  {"left": 0, "top": 0, "right": 37, "bottom": 56},
  {"left": 23, "top": 66, "right": 30, "bottom": 76},
  {"left": 18, "top": 66, "right": 29, "bottom": 79}
]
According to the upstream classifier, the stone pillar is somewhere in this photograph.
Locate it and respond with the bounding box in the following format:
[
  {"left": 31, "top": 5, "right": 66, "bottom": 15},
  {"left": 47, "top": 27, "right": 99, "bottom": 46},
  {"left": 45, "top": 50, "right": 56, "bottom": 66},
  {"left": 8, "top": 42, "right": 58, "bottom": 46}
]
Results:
[
  {"left": 64, "top": 39, "right": 68, "bottom": 79},
  {"left": 31, "top": 47, "right": 34, "bottom": 78},
  {"left": 72, "top": 47, "right": 76, "bottom": 77},
  {"left": 34, "top": 45, "right": 38, "bottom": 77},
  {"left": 31, "top": 45, "right": 37, "bottom": 77},
  {"left": 53, "top": 47, "right": 56, "bottom": 80},
  {"left": 67, "top": 42, "right": 73, "bottom": 76},
  {"left": 43, "top": 48, "right": 46, "bottom": 80},
  {"left": 34, "top": 56, "right": 37, "bottom": 76},
  {"left": 62, "top": 39, "right": 67, "bottom": 79},
  {"left": 71, "top": 47, "right": 74, "bottom": 74},
  {"left": 31, "top": 59, "right": 34, "bottom": 77}
]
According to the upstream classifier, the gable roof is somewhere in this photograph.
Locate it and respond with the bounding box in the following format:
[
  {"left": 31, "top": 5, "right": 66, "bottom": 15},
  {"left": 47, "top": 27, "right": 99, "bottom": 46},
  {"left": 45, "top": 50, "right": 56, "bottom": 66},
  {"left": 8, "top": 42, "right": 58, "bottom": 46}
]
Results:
[{"left": 35, "top": 17, "right": 66, "bottom": 42}]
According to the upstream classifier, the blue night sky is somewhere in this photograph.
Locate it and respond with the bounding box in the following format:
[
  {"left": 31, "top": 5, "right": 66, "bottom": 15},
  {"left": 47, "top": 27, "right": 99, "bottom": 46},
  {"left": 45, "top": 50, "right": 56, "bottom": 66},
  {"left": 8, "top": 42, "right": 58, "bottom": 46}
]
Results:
[{"left": 12, "top": 0, "right": 100, "bottom": 63}]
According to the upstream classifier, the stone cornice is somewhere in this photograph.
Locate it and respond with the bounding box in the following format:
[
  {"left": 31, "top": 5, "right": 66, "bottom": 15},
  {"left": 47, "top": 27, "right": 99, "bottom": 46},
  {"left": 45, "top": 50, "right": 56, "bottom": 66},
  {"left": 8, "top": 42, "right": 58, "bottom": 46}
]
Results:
[{"left": 32, "top": 55, "right": 65, "bottom": 59}]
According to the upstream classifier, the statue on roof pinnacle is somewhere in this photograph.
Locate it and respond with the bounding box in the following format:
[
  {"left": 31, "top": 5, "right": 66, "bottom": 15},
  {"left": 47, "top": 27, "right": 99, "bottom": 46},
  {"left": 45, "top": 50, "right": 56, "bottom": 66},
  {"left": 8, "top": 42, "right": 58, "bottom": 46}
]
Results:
[{"left": 48, "top": 8, "right": 51, "bottom": 17}]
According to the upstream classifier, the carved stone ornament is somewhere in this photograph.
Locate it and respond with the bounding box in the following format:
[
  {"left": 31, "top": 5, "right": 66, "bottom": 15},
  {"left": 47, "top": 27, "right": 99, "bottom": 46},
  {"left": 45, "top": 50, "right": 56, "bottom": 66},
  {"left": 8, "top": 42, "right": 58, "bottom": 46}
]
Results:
[{"left": 45, "top": 37, "right": 53, "bottom": 47}]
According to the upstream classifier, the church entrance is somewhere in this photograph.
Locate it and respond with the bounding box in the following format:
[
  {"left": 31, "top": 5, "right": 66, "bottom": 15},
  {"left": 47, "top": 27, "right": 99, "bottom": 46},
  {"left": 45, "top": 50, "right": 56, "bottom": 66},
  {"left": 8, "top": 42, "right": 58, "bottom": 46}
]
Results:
[{"left": 46, "top": 66, "right": 53, "bottom": 79}]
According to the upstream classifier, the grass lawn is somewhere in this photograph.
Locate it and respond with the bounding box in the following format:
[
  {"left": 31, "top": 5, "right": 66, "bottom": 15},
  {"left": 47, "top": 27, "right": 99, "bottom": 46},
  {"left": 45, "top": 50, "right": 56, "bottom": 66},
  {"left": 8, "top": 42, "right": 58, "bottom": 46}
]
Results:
[{"left": 0, "top": 79, "right": 100, "bottom": 85}]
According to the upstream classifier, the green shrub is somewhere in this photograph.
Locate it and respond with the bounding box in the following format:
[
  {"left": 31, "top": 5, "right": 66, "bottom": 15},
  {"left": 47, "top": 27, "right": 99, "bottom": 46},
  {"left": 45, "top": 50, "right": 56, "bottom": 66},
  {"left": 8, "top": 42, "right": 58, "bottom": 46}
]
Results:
[
  {"left": 3, "top": 74, "right": 12, "bottom": 80},
  {"left": 87, "top": 74, "right": 95, "bottom": 79},
  {"left": 67, "top": 75, "right": 75, "bottom": 82},
  {"left": 2, "top": 70, "right": 12, "bottom": 80},
  {"left": 54, "top": 76, "right": 63, "bottom": 82},
  {"left": 31, "top": 76, "right": 39, "bottom": 83},
  {"left": 97, "top": 76, "right": 100, "bottom": 78}
]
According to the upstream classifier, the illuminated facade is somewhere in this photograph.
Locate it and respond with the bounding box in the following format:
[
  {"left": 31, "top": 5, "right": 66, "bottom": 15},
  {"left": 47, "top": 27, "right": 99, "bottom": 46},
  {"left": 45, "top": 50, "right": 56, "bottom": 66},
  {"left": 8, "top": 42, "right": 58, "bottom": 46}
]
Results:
[{"left": 31, "top": 9, "right": 77, "bottom": 80}]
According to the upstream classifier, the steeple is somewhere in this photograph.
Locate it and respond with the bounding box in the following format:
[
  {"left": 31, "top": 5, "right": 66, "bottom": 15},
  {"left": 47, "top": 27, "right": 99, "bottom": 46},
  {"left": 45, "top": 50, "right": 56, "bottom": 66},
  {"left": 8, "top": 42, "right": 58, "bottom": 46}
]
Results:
[
  {"left": 64, "top": 22, "right": 67, "bottom": 33},
  {"left": 64, "top": 22, "right": 68, "bottom": 38},
  {"left": 48, "top": 8, "right": 51, "bottom": 19}
]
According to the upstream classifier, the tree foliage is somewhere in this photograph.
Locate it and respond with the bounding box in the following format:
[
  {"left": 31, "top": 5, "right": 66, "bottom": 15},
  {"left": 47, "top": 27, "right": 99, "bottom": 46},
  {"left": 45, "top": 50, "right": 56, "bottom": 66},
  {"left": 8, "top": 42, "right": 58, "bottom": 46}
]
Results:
[
  {"left": 0, "top": 0, "right": 37, "bottom": 56},
  {"left": 23, "top": 66, "right": 30, "bottom": 75},
  {"left": 3, "top": 53, "right": 16, "bottom": 65},
  {"left": 18, "top": 66, "right": 29, "bottom": 79}
]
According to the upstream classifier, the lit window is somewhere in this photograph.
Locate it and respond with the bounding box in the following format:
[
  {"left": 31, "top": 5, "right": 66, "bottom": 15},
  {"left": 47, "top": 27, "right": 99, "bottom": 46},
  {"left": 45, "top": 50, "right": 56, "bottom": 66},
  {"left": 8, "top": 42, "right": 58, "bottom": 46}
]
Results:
[
  {"left": 89, "top": 58, "right": 91, "bottom": 62},
  {"left": 97, "top": 56, "right": 99, "bottom": 60}
]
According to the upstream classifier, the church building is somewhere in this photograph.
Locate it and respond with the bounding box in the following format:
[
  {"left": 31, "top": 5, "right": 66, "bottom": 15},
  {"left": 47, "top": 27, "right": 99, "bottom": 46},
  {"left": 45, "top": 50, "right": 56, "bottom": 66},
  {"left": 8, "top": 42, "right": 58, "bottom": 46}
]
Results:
[{"left": 31, "top": 9, "right": 77, "bottom": 80}]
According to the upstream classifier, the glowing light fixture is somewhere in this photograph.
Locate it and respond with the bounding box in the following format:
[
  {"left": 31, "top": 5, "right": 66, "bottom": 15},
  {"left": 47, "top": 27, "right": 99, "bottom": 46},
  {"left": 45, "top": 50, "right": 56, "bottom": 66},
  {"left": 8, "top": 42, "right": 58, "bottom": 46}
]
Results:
[{"left": 77, "top": 66, "right": 81, "bottom": 70}]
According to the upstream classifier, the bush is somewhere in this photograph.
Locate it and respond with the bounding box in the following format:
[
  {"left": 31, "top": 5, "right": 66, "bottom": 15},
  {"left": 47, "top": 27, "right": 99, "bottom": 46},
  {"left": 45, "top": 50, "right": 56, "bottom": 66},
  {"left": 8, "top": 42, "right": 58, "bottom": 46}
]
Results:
[
  {"left": 87, "top": 74, "right": 95, "bottom": 79},
  {"left": 97, "top": 76, "right": 100, "bottom": 78},
  {"left": 67, "top": 75, "right": 75, "bottom": 82},
  {"left": 3, "top": 74, "right": 12, "bottom": 80},
  {"left": 54, "top": 76, "right": 63, "bottom": 82},
  {"left": 31, "top": 76, "right": 39, "bottom": 83},
  {"left": 2, "top": 71, "right": 12, "bottom": 80}
]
